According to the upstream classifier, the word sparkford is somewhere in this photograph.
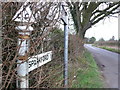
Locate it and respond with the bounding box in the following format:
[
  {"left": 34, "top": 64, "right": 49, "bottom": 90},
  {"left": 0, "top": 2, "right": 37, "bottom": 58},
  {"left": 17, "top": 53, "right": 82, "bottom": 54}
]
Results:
[{"left": 28, "top": 51, "right": 52, "bottom": 72}]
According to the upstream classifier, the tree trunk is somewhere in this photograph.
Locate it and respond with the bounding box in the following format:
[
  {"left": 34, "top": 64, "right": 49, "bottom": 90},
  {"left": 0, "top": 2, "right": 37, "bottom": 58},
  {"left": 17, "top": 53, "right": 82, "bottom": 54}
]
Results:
[{"left": 77, "top": 28, "right": 86, "bottom": 40}]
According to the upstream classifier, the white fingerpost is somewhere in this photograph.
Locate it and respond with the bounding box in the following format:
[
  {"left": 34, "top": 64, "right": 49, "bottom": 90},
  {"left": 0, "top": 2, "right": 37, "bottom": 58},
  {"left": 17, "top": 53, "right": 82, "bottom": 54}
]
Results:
[
  {"left": 13, "top": 1, "right": 53, "bottom": 88},
  {"left": 16, "top": 26, "right": 33, "bottom": 88},
  {"left": 13, "top": 1, "right": 35, "bottom": 88}
]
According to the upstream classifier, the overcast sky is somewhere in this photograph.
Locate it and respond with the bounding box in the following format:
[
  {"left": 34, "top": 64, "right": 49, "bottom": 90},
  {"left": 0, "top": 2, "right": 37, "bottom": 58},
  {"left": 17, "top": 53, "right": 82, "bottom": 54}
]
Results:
[{"left": 85, "top": 16, "right": 118, "bottom": 41}]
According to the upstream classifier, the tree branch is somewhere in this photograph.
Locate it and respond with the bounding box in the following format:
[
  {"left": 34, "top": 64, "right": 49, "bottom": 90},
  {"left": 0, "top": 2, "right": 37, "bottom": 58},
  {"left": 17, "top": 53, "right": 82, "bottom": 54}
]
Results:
[{"left": 91, "top": 2, "right": 120, "bottom": 22}]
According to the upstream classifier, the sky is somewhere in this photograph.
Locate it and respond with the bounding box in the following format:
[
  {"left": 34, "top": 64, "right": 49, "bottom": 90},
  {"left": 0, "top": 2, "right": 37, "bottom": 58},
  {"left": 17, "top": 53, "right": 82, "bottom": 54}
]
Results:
[{"left": 85, "top": 16, "right": 118, "bottom": 41}]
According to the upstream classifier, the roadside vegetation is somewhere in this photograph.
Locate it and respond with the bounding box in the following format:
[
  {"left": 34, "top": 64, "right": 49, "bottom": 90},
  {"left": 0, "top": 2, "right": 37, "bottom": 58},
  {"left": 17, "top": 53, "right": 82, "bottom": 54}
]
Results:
[
  {"left": 72, "top": 50, "right": 103, "bottom": 88},
  {"left": 97, "top": 46, "right": 120, "bottom": 54},
  {"left": 94, "top": 40, "right": 120, "bottom": 54}
]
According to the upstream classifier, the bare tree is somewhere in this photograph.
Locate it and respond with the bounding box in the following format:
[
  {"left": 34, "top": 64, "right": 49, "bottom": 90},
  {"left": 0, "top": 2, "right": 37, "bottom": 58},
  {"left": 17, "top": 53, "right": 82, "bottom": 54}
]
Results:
[{"left": 67, "top": 1, "right": 120, "bottom": 39}]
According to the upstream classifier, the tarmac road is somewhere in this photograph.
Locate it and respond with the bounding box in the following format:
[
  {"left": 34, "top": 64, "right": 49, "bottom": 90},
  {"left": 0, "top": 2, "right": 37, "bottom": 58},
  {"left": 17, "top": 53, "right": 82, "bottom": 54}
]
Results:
[{"left": 84, "top": 44, "right": 119, "bottom": 88}]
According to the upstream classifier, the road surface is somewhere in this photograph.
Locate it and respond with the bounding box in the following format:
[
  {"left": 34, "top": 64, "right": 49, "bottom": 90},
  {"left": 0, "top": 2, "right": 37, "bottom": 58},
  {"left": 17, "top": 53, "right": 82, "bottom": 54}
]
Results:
[{"left": 84, "top": 44, "right": 119, "bottom": 88}]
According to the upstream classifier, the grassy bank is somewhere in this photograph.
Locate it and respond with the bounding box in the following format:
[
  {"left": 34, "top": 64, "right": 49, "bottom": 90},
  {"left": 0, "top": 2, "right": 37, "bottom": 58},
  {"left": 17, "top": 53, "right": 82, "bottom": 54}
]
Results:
[
  {"left": 98, "top": 46, "right": 120, "bottom": 54},
  {"left": 72, "top": 50, "right": 103, "bottom": 88}
]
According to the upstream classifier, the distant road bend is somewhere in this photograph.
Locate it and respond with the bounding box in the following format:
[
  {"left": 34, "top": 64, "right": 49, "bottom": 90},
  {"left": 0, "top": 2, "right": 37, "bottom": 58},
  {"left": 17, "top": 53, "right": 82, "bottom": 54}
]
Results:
[{"left": 84, "top": 44, "right": 119, "bottom": 88}]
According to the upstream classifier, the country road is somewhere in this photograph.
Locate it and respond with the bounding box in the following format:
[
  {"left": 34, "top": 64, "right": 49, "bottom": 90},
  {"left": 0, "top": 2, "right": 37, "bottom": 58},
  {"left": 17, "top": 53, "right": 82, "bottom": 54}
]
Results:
[{"left": 84, "top": 44, "right": 119, "bottom": 88}]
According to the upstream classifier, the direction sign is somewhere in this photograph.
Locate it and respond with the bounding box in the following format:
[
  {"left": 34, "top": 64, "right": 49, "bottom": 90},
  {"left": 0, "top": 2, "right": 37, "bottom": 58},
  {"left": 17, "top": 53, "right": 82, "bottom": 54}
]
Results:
[{"left": 28, "top": 51, "right": 52, "bottom": 72}]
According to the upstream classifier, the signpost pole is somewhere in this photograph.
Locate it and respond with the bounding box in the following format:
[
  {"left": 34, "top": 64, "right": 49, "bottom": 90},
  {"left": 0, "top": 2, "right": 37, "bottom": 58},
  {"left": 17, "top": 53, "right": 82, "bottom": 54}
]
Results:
[
  {"left": 64, "top": 16, "right": 68, "bottom": 88},
  {"left": 61, "top": 4, "right": 69, "bottom": 88}
]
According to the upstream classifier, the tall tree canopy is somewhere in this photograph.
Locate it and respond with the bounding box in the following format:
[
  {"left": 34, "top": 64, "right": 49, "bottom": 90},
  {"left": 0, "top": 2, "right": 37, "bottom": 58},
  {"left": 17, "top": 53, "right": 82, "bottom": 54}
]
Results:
[{"left": 67, "top": 1, "right": 120, "bottom": 39}]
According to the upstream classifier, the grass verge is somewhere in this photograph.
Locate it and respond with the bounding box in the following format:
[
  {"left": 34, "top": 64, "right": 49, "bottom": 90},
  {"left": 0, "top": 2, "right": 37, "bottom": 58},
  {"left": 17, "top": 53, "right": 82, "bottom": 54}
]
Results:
[
  {"left": 72, "top": 50, "right": 103, "bottom": 88},
  {"left": 99, "top": 46, "right": 120, "bottom": 54}
]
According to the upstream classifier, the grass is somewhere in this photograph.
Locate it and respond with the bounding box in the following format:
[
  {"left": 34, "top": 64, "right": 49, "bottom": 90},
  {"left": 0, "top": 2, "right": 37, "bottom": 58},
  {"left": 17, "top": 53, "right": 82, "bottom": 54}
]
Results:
[
  {"left": 93, "top": 44, "right": 120, "bottom": 54},
  {"left": 72, "top": 50, "right": 103, "bottom": 88},
  {"left": 99, "top": 46, "right": 120, "bottom": 54}
]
